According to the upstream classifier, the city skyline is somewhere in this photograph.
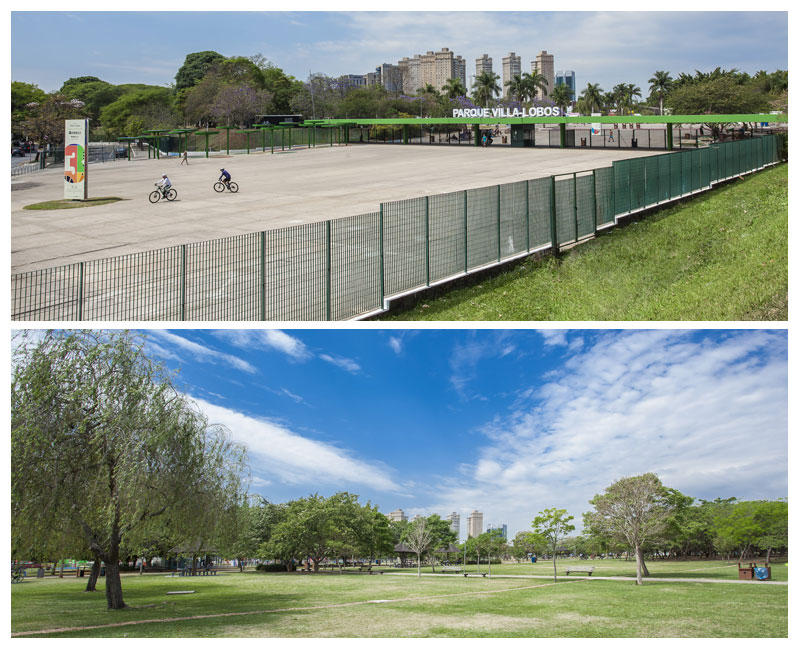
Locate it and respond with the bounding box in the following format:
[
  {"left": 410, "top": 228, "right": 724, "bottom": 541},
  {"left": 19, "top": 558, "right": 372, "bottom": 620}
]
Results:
[
  {"left": 25, "top": 328, "right": 786, "bottom": 540},
  {"left": 11, "top": 9, "right": 788, "bottom": 101}
]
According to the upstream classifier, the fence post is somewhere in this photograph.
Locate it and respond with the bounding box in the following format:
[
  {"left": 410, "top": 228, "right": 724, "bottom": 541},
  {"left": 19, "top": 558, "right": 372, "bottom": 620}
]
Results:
[
  {"left": 379, "top": 204, "right": 385, "bottom": 308},
  {"left": 425, "top": 196, "right": 430, "bottom": 286},
  {"left": 180, "top": 244, "right": 186, "bottom": 321},
  {"left": 592, "top": 171, "right": 598, "bottom": 235},
  {"left": 464, "top": 190, "right": 469, "bottom": 272},
  {"left": 549, "top": 176, "right": 559, "bottom": 255},
  {"left": 77, "top": 262, "right": 84, "bottom": 321},
  {"left": 497, "top": 185, "right": 501, "bottom": 261},
  {"left": 525, "top": 180, "right": 530, "bottom": 251},
  {"left": 572, "top": 172, "right": 578, "bottom": 242},
  {"left": 260, "top": 231, "right": 266, "bottom": 321},
  {"left": 326, "top": 220, "right": 332, "bottom": 321}
]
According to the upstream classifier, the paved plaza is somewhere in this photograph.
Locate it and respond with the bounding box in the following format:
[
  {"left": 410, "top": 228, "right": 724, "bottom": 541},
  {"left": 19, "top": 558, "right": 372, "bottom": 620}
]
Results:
[{"left": 11, "top": 143, "right": 663, "bottom": 274}]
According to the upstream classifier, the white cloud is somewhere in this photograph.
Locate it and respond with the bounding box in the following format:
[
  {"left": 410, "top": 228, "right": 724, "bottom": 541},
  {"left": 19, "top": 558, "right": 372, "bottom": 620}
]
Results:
[
  {"left": 212, "top": 330, "right": 311, "bottom": 360},
  {"left": 193, "top": 398, "right": 400, "bottom": 493},
  {"left": 389, "top": 336, "right": 403, "bottom": 354},
  {"left": 150, "top": 331, "right": 257, "bottom": 374},
  {"left": 425, "top": 331, "right": 788, "bottom": 538},
  {"left": 319, "top": 353, "right": 361, "bottom": 374}
]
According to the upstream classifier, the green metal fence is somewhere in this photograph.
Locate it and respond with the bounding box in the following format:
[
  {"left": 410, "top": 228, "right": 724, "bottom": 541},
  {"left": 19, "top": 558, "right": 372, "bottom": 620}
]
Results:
[{"left": 11, "top": 135, "right": 781, "bottom": 322}]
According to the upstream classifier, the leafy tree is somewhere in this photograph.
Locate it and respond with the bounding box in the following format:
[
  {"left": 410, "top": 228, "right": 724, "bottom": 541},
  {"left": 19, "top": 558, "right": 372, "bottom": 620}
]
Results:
[
  {"left": 423, "top": 514, "right": 457, "bottom": 572},
  {"left": 526, "top": 69, "right": 549, "bottom": 100},
  {"left": 22, "top": 93, "right": 86, "bottom": 146},
  {"left": 585, "top": 473, "right": 674, "bottom": 585},
  {"left": 472, "top": 71, "right": 501, "bottom": 107},
  {"left": 510, "top": 531, "right": 545, "bottom": 561},
  {"left": 210, "top": 84, "right": 272, "bottom": 127},
  {"left": 59, "top": 77, "right": 122, "bottom": 122},
  {"left": 175, "top": 50, "right": 225, "bottom": 91},
  {"left": 11, "top": 330, "right": 248, "bottom": 609},
  {"left": 648, "top": 70, "right": 674, "bottom": 116},
  {"left": 99, "top": 87, "right": 177, "bottom": 136},
  {"left": 357, "top": 504, "right": 394, "bottom": 569},
  {"left": 531, "top": 508, "right": 575, "bottom": 582},
  {"left": 389, "top": 518, "right": 412, "bottom": 545},
  {"left": 505, "top": 74, "right": 529, "bottom": 102},
  {"left": 667, "top": 76, "right": 770, "bottom": 116},
  {"left": 11, "top": 81, "right": 47, "bottom": 137}
]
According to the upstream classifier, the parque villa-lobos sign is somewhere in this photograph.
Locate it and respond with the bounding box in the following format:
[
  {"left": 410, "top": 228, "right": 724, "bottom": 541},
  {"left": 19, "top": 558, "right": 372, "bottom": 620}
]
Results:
[{"left": 452, "top": 106, "right": 562, "bottom": 119}]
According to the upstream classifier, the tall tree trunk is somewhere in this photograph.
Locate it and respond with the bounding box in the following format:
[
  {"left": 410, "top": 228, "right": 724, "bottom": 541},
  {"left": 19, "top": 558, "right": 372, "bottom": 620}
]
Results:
[
  {"left": 85, "top": 554, "right": 102, "bottom": 592},
  {"left": 239, "top": 557, "right": 244, "bottom": 572},
  {"left": 766, "top": 547, "right": 772, "bottom": 564},
  {"left": 640, "top": 555, "right": 650, "bottom": 577},
  {"left": 104, "top": 562, "right": 127, "bottom": 609},
  {"left": 552, "top": 551, "right": 557, "bottom": 583},
  {"left": 634, "top": 543, "right": 643, "bottom": 585},
  {"left": 417, "top": 552, "right": 421, "bottom": 578}
]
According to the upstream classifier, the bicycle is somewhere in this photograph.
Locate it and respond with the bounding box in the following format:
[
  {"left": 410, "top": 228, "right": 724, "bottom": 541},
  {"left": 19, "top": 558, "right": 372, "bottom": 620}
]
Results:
[
  {"left": 213, "top": 181, "right": 239, "bottom": 193},
  {"left": 11, "top": 568, "right": 26, "bottom": 583},
  {"left": 149, "top": 184, "right": 177, "bottom": 203}
]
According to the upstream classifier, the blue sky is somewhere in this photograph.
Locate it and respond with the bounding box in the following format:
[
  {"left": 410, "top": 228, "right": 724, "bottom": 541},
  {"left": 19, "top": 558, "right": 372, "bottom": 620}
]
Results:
[
  {"left": 11, "top": 7, "right": 788, "bottom": 97},
  {"left": 125, "top": 328, "right": 787, "bottom": 540}
]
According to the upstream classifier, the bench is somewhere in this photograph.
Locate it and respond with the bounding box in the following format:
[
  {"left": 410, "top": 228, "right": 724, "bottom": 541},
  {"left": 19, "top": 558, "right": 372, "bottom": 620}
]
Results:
[
  {"left": 367, "top": 569, "right": 384, "bottom": 575},
  {"left": 440, "top": 566, "right": 463, "bottom": 573},
  {"left": 565, "top": 566, "right": 595, "bottom": 576},
  {"left": 463, "top": 572, "right": 488, "bottom": 578}
]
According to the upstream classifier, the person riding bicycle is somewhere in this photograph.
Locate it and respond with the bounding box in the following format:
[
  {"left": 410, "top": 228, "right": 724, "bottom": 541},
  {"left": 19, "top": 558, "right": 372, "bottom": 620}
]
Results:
[
  {"left": 156, "top": 174, "right": 172, "bottom": 196},
  {"left": 219, "top": 168, "right": 232, "bottom": 190}
]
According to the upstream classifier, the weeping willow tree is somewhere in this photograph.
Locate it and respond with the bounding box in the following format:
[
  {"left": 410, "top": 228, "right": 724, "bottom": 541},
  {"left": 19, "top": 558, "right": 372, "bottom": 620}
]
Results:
[{"left": 11, "top": 330, "right": 248, "bottom": 609}]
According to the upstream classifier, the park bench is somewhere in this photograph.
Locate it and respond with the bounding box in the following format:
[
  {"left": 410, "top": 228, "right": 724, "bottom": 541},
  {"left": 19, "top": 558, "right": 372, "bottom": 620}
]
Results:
[
  {"left": 565, "top": 566, "right": 595, "bottom": 576},
  {"left": 367, "top": 569, "right": 385, "bottom": 575},
  {"left": 440, "top": 566, "right": 462, "bottom": 573},
  {"left": 463, "top": 572, "right": 488, "bottom": 578}
]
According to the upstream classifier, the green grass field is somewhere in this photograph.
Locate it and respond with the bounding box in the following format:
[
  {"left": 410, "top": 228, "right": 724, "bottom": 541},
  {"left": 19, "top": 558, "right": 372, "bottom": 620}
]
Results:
[
  {"left": 11, "top": 559, "right": 787, "bottom": 638},
  {"left": 379, "top": 163, "right": 788, "bottom": 321}
]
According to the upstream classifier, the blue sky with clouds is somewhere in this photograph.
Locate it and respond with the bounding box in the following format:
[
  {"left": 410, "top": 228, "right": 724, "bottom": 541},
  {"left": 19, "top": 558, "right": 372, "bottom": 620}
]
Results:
[
  {"left": 130, "top": 328, "right": 788, "bottom": 540},
  {"left": 11, "top": 8, "right": 788, "bottom": 96}
]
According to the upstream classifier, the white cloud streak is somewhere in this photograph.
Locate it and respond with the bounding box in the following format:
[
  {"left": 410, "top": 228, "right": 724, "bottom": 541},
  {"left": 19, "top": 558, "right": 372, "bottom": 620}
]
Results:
[
  {"left": 193, "top": 398, "right": 400, "bottom": 493},
  {"left": 319, "top": 353, "right": 361, "bottom": 374},
  {"left": 211, "top": 330, "right": 312, "bottom": 360},
  {"left": 150, "top": 331, "right": 257, "bottom": 374}
]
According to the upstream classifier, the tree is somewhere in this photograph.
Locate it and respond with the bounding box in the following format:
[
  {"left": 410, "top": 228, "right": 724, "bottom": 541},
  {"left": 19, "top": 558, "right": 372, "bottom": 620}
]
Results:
[
  {"left": 531, "top": 508, "right": 575, "bottom": 582},
  {"left": 404, "top": 518, "right": 434, "bottom": 577},
  {"left": 585, "top": 473, "right": 674, "bottom": 585},
  {"left": 357, "top": 504, "right": 394, "bottom": 569},
  {"left": 667, "top": 76, "right": 770, "bottom": 116},
  {"left": 175, "top": 51, "right": 225, "bottom": 91},
  {"left": 210, "top": 84, "right": 272, "bottom": 127},
  {"left": 505, "top": 74, "right": 529, "bottom": 102},
  {"left": 550, "top": 83, "right": 574, "bottom": 115},
  {"left": 577, "top": 83, "right": 604, "bottom": 114},
  {"left": 510, "top": 531, "right": 545, "bottom": 561},
  {"left": 526, "top": 69, "right": 549, "bottom": 101},
  {"left": 60, "top": 77, "right": 122, "bottom": 122},
  {"left": 441, "top": 77, "right": 467, "bottom": 100},
  {"left": 22, "top": 93, "right": 86, "bottom": 146},
  {"left": 11, "top": 81, "right": 47, "bottom": 138},
  {"left": 648, "top": 70, "right": 674, "bottom": 116},
  {"left": 11, "top": 330, "right": 248, "bottom": 609},
  {"left": 99, "top": 87, "right": 177, "bottom": 136},
  {"left": 472, "top": 71, "right": 501, "bottom": 107},
  {"left": 423, "top": 514, "right": 457, "bottom": 572}
]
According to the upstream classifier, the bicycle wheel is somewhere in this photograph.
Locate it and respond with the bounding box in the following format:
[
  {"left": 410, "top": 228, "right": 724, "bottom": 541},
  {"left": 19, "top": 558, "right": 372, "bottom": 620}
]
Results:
[
  {"left": 213, "top": 182, "right": 225, "bottom": 193},
  {"left": 148, "top": 191, "right": 161, "bottom": 203},
  {"left": 166, "top": 189, "right": 177, "bottom": 201},
  {"left": 228, "top": 182, "right": 239, "bottom": 193}
]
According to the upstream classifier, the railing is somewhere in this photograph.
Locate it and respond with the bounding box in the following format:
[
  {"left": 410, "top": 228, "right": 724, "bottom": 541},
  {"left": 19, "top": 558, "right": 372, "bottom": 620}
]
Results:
[{"left": 10, "top": 135, "right": 781, "bottom": 322}]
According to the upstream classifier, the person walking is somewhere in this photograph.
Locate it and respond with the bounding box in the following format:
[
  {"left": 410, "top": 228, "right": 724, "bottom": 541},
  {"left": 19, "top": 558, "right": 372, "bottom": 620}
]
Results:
[{"left": 180, "top": 150, "right": 188, "bottom": 165}]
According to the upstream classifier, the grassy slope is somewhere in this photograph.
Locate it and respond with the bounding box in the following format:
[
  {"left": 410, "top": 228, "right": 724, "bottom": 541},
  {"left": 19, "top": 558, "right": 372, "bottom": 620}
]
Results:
[
  {"left": 12, "top": 563, "right": 787, "bottom": 638},
  {"left": 379, "top": 163, "right": 788, "bottom": 321}
]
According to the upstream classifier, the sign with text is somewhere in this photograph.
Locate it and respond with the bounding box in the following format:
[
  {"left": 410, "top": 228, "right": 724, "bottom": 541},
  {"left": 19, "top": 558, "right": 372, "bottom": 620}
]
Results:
[
  {"left": 64, "top": 119, "right": 88, "bottom": 200},
  {"left": 452, "top": 106, "right": 562, "bottom": 119}
]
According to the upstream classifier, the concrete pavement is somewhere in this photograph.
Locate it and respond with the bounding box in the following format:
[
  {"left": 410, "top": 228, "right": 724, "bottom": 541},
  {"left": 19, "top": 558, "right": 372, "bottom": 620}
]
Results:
[{"left": 11, "top": 143, "right": 664, "bottom": 274}]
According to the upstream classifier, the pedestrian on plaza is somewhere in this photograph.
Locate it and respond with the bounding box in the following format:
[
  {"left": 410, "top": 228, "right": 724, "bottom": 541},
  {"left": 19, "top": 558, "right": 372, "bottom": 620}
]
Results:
[{"left": 180, "top": 150, "right": 189, "bottom": 165}]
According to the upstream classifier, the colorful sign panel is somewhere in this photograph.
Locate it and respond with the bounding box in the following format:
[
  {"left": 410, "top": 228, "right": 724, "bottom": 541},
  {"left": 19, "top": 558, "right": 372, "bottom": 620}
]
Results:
[{"left": 64, "top": 119, "right": 88, "bottom": 200}]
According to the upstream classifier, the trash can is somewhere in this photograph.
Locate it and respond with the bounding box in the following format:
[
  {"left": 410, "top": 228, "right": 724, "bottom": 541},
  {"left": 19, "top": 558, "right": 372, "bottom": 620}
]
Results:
[
  {"left": 80, "top": 568, "right": 85, "bottom": 577},
  {"left": 737, "top": 564, "right": 754, "bottom": 580},
  {"left": 100, "top": 566, "right": 106, "bottom": 577},
  {"left": 631, "top": 139, "right": 638, "bottom": 148}
]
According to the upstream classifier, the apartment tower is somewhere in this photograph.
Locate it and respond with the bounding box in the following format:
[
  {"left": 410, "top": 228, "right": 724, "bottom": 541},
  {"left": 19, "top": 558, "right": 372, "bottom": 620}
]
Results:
[
  {"left": 533, "top": 51, "right": 555, "bottom": 100},
  {"left": 502, "top": 52, "right": 522, "bottom": 97},
  {"left": 446, "top": 512, "right": 461, "bottom": 541},
  {"left": 467, "top": 510, "right": 484, "bottom": 538}
]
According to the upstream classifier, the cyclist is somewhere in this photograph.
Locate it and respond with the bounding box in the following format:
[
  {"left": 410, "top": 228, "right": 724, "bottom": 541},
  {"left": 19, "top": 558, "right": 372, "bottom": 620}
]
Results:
[
  {"left": 219, "top": 168, "right": 232, "bottom": 190},
  {"left": 155, "top": 174, "right": 172, "bottom": 197}
]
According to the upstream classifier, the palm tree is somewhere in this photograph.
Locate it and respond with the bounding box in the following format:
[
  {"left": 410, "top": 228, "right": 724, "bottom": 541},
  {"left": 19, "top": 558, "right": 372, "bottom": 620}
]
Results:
[
  {"left": 550, "top": 83, "right": 574, "bottom": 114},
  {"left": 526, "top": 68, "right": 549, "bottom": 101},
  {"left": 416, "top": 83, "right": 440, "bottom": 98},
  {"left": 611, "top": 83, "right": 627, "bottom": 114},
  {"left": 648, "top": 70, "right": 673, "bottom": 115},
  {"left": 472, "top": 71, "right": 501, "bottom": 107},
  {"left": 578, "top": 83, "right": 604, "bottom": 114},
  {"left": 441, "top": 77, "right": 467, "bottom": 100},
  {"left": 623, "top": 83, "right": 642, "bottom": 115},
  {"left": 505, "top": 74, "right": 528, "bottom": 102}
]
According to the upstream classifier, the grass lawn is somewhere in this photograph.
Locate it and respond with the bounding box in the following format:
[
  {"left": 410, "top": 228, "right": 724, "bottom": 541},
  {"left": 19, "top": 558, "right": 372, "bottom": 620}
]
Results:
[
  {"left": 23, "top": 197, "right": 124, "bottom": 210},
  {"left": 378, "top": 163, "right": 788, "bottom": 321},
  {"left": 11, "top": 563, "right": 787, "bottom": 638}
]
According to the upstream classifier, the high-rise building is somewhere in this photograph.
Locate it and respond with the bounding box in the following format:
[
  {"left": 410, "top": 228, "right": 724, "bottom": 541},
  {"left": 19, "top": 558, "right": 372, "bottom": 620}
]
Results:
[
  {"left": 388, "top": 509, "right": 407, "bottom": 522},
  {"left": 476, "top": 54, "right": 493, "bottom": 78},
  {"left": 340, "top": 74, "right": 366, "bottom": 90},
  {"left": 380, "top": 63, "right": 402, "bottom": 93},
  {"left": 389, "top": 48, "right": 467, "bottom": 94},
  {"left": 365, "top": 70, "right": 381, "bottom": 86},
  {"left": 446, "top": 512, "right": 461, "bottom": 540},
  {"left": 487, "top": 524, "right": 508, "bottom": 540},
  {"left": 533, "top": 51, "right": 555, "bottom": 100},
  {"left": 555, "top": 70, "right": 576, "bottom": 99},
  {"left": 502, "top": 53, "right": 521, "bottom": 97},
  {"left": 467, "top": 510, "right": 484, "bottom": 538}
]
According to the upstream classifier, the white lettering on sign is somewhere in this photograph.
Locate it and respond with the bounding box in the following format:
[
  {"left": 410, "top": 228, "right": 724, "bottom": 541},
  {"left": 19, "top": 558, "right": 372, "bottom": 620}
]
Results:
[{"left": 451, "top": 106, "right": 562, "bottom": 119}]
